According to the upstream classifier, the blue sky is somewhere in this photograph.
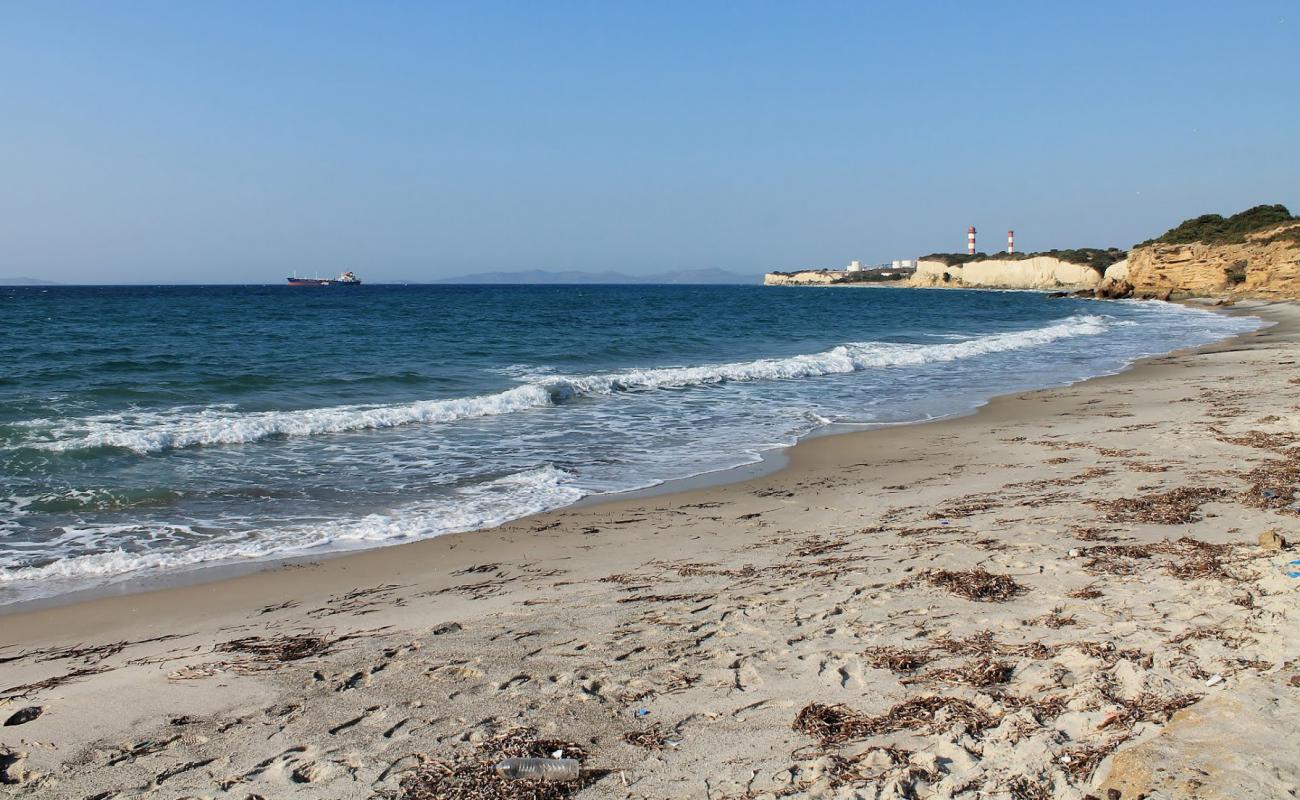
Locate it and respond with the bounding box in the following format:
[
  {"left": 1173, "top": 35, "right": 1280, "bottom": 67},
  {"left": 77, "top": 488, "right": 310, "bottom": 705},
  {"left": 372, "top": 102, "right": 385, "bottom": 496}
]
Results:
[{"left": 1, "top": 1, "right": 1297, "bottom": 283}]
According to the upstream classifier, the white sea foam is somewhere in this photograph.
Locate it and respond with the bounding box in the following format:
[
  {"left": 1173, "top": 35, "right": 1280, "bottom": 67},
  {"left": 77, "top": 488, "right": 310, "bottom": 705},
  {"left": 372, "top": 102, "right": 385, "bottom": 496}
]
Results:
[
  {"left": 0, "top": 465, "right": 583, "bottom": 588},
  {"left": 24, "top": 314, "right": 1113, "bottom": 455}
]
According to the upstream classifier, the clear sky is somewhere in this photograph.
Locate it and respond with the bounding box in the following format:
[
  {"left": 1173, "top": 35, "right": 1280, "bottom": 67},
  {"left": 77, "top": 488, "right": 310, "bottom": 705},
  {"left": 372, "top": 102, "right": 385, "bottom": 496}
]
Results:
[{"left": 2, "top": 1, "right": 1297, "bottom": 284}]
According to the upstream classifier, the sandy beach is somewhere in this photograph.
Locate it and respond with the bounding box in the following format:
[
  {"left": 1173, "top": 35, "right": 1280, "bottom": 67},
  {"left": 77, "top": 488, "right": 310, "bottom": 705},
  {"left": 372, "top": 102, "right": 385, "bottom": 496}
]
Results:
[{"left": 2, "top": 300, "right": 1298, "bottom": 799}]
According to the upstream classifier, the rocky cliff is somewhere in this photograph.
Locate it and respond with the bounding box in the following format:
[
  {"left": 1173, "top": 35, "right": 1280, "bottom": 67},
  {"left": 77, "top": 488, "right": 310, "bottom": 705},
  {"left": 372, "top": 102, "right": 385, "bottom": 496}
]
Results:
[
  {"left": 1127, "top": 222, "right": 1300, "bottom": 298},
  {"left": 908, "top": 256, "right": 1106, "bottom": 290},
  {"left": 763, "top": 270, "right": 842, "bottom": 286}
]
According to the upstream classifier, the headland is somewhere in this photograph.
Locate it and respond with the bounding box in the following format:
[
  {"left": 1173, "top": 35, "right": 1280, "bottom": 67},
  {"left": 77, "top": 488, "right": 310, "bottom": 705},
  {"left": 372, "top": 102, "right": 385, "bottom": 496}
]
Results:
[{"left": 764, "top": 204, "right": 1300, "bottom": 302}]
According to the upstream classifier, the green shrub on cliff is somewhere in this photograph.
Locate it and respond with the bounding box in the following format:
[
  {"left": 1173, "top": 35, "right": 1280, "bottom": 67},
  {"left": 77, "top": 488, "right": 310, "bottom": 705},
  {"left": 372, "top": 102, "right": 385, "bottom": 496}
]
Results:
[
  {"left": 1140, "top": 204, "right": 1297, "bottom": 246},
  {"left": 921, "top": 252, "right": 992, "bottom": 267},
  {"left": 831, "top": 271, "right": 907, "bottom": 283}
]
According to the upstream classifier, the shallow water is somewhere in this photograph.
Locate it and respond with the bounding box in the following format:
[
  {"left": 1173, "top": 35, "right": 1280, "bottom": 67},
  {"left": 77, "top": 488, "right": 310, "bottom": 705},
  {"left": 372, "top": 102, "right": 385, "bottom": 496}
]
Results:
[{"left": 0, "top": 284, "right": 1263, "bottom": 603}]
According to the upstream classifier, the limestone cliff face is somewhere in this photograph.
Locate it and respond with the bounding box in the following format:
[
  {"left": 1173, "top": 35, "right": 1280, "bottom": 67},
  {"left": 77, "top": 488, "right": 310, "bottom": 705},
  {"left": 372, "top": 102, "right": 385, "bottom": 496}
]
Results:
[
  {"left": 907, "top": 256, "right": 1103, "bottom": 290},
  {"left": 1127, "top": 223, "right": 1300, "bottom": 298},
  {"left": 763, "top": 270, "right": 841, "bottom": 285}
]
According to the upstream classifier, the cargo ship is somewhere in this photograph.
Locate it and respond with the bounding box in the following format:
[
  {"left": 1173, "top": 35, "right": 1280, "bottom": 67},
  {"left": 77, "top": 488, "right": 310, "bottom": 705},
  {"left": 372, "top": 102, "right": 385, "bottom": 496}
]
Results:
[{"left": 286, "top": 271, "right": 362, "bottom": 287}]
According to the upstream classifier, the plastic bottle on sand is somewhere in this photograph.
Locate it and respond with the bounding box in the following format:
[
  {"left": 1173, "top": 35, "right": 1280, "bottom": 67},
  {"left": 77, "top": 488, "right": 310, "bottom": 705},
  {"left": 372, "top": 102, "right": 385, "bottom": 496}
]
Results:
[{"left": 494, "top": 757, "right": 581, "bottom": 782}]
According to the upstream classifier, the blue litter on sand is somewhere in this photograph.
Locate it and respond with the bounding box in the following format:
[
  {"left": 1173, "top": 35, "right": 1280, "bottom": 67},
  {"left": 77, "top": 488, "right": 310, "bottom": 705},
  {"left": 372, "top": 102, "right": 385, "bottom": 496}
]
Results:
[{"left": 635, "top": 709, "right": 651, "bottom": 717}]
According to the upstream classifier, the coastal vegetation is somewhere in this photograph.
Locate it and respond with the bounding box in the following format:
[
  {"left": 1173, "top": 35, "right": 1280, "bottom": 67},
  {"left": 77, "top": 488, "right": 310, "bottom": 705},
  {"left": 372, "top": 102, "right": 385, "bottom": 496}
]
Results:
[
  {"left": 833, "top": 271, "right": 908, "bottom": 283},
  {"left": 1138, "top": 204, "right": 1298, "bottom": 247},
  {"left": 920, "top": 248, "right": 1126, "bottom": 274}
]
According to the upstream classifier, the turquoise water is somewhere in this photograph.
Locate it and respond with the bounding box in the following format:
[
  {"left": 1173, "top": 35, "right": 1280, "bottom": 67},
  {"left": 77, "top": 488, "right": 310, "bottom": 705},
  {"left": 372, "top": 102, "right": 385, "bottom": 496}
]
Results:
[{"left": 0, "top": 284, "right": 1262, "bottom": 603}]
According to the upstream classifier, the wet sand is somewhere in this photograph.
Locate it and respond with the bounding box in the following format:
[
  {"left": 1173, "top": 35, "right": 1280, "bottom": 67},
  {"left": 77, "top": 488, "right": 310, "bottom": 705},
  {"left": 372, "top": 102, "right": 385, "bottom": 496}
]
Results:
[{"left": 1, "top": 301, "right": 1297, "bottom": 799}]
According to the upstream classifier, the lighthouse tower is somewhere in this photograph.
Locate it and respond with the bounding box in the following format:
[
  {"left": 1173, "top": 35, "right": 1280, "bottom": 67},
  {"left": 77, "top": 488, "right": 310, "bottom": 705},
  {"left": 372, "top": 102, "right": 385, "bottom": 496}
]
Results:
[
  {"left": 967, "top": 226, "right": 976, "bottom": 255},
  {"left": 1007, "top": 230, "right": 1015, "bottom": 255}
]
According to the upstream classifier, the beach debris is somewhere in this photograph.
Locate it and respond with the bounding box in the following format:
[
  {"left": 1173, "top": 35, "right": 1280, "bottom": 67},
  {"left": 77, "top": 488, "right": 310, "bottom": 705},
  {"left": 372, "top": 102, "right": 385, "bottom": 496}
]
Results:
[
  {"left": 790, "top": 536, "right": 848, "bottom": 557},
  {"left": 1057, "top": 739, "right": 1123, "bottom": 781},
  {"left": 0, "top": 667, "right": 108, "bottom": 702},
  {"left": 493, "top": 758, "right": 580, "bottom": 782},
  {"left": 793, "top": 697, "right": 996, "bottom": 745},
  {"left": 1258, "top": 529, "right": 1288, "bottom": 550},
  {"left": 1029, "top": 607, "right": 1079, "bottom": 629},
  {"left": 1094, "top": 487, "right": 1227, "bottom": 525},
  {"left": 926, "top": 498, "right": 999, "bottom": 519},
  {"left": 862, "top": 645, "right": 932, "bottom": 673},
  {"left": 396, "top": 727, "right": 600, "bottom": 799},
  {"left": 1238, "top": 458, "right": 1300, "bottom": 510},
  {"left": 634, "top": 708, "right": 651, "bottom": 718},
  {"left": 910, "top": 657, "right": 1014, "bottom": 688},
  {"left": 616, "top": 593, "right": 713, "bottom": 604},
  {"left": 1078, "top": 537, "right": 1239, "bottom": 580},
  {"left": 933, "top": 630, "right": 1056, "bottom": 660},
  {"left": 308, "top": 583, "right": 408, "bottom": 617},
  {"left": 1103, "top": 691, "right": 1202, "bottom": 729},
  {"left": 922, "top": 568, "right": 1027, "bottom": 602},
  {"left": 1068, "top": 584, "right": 1104, "bottom": 600},
  {"left": 0, "top": 633, "right": 191, "bottom": 667},
  {"left": 622, "top": 725, "right": 674, "bottom": 750},
  {"left": 1205, "top": 674, "right": 1224, "bottom": 687},
  {"left": 216, "top": 632, "right": 338, "bottom": 662},
  {"left": 1005, "top": 775, "right": 1054, "bottom": 799},
  {"left": 166, "top": 628, "right": 392, "bottom": 680},
  {"left": 1096, "top": 711, "right": 1124, "bottom": 730},
  {"left": 2, "top": 707, "right": 42, "bottom": 727},
  {"left": 1213, "top": 428, "right": 1300, "bottom": 452}
]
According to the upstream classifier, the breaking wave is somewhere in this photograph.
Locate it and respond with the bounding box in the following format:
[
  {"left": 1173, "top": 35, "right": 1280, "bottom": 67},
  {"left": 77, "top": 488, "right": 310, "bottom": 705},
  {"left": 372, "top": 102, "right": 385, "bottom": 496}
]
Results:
[
  {"left": 0, "top": 465, "right": 583, "bottom": 586},
  {"left": 21, "top": 315, "right": 1111, "bottom": 455}
]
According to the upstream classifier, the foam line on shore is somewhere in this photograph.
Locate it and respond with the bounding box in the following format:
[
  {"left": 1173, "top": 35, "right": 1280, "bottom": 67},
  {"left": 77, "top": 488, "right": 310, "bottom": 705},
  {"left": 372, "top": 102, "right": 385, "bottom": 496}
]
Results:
[{"left": 0, "top": 465, "right": 582, "bottom": 591}]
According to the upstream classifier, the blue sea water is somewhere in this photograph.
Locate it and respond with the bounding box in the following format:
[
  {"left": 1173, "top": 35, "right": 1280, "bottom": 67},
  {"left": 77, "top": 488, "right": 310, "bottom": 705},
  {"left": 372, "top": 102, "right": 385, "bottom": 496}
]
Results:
[{"left": 0, "top": 284, "right": 1263, "bottom": 604}]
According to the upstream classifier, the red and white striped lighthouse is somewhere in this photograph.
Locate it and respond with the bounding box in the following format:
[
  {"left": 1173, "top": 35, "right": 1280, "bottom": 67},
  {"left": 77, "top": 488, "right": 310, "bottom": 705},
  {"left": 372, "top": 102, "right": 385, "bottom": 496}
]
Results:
[
  {"left": 967, "top": 226, "right": 977, "bottom": 255},
  {"left": 1007, "top": 230, "right": 1015, "bottom": 255}
]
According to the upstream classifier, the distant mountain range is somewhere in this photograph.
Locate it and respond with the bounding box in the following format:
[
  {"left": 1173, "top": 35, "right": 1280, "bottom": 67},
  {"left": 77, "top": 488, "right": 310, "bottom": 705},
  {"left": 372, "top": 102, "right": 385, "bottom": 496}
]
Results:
[
  {"left": 0, "top": 277, "right": 59, "bottom": 286},
  {"left": 433, "top": 268, "right": 761, "bottom": 285}
]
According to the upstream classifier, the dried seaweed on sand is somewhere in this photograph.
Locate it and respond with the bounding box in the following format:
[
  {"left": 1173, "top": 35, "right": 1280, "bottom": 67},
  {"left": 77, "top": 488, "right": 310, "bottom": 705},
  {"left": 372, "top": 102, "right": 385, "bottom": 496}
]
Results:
[
  {"left": 615, "top": 592, "right": 714, "bottom": 604},
  {"left": 923, "top": 569, "right": 1027, "bottom": 602},
  {"left": 910, "top": 657, "right": 1015, "bottom": 688},
  {"left": 216, "top": 632, "right": 340, "bottom": 662},
  {"left": 1093, "top": 487, "right": 1226, "bottom": 525},
  {"left": 790, "top": 536, "right": 849, "bottom": 557},
  {"left": 793, "top": 697, "right": 995, "bottom": 745},
  {"left": 622, "top": 725, "right": 673, "bottom": 750},
  {"left": 932, "top": 631, "right": 1057, "bottom": 660},
  {"left": 1, "top": 667, "right": 109, "bottom": 702},
  {"left": 1080, "top": 537, "right": 1238, "bottom": 580},
  {"left": 1238, "top": 458, "right": 1300, "bottom": 511},
  {"left": 397, "top": 727, "right": 602, "bottom": 800},
  {"left": 1005, "top": 775, "right": 1054, "bottom": 800},
  {"left": 925, "top": 498, "right": 1000, "bottom": 519},
  {"left": 1057, "top": 739, "right": 1123, "bottom": 782},
  {"left": 862, "top": 645, "right": 932, "bottom": 673}
]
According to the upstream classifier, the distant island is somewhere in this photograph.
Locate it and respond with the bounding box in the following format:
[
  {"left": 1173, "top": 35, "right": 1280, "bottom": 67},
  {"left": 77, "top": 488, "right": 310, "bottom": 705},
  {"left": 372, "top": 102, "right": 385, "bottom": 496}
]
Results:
[
  {"left": 434, "top": 268, "right": 760, "bottom": 285},
  {"left": 0, "top": 277, "right": 59, "bottom": 286}
]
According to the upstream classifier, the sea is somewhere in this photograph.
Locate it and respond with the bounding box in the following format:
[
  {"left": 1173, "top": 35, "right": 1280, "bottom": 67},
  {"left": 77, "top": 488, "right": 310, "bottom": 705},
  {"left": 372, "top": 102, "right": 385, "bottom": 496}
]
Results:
[{"left": 0, "top": 284, "right": 1265, "bottom": 606}]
